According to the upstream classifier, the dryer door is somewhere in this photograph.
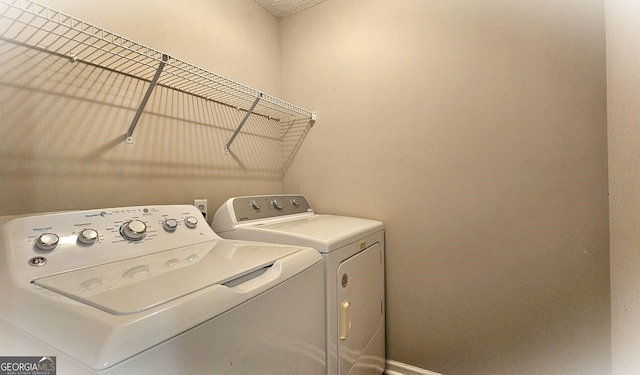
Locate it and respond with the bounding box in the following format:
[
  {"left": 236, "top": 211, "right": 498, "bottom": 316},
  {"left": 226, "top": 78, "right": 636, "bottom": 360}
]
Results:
[{"left": 336, "top": 242, "right": 384, "bottom": 375}]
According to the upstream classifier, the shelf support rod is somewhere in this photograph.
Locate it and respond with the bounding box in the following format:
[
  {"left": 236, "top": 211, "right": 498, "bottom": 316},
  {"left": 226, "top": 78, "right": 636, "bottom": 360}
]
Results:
[
  {"left": 125, "top": 54, "right": 169, "bottom": 144},
  {"left": 225, "top": 93, "right": 263, "bottom": 154}
]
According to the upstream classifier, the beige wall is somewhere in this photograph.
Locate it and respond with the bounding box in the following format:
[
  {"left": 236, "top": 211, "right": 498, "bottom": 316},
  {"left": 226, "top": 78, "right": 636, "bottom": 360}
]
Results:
[
  {"left": 0, "top": 0, "right": 283, "bottom": 216},
  {"left": 281, "top": 1, "right": 610, "bottom": 374},
  {"left": 606, "top": 0, "right": 640, "bottom": 374}
]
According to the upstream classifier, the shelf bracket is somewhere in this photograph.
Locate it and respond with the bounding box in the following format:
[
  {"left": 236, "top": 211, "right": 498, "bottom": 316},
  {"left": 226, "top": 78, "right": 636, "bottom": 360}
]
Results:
[
  {"left": 125, "top": 54, "right": 169, "bottom": 144},
  {"left": 225, "top": 93, "right": 263, "bottom": 154}
]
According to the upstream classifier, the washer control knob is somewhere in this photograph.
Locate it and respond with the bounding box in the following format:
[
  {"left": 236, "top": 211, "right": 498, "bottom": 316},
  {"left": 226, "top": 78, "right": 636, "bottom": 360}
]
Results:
[
  {"left": 35, "top": 233, "right": 59, "bottom": 251},
  {"left": 78, "top": 229, "right": 99, "bottom": 245},
  {"left": 271, "top": 199, "right": 283, "bottom": 210},
  {"left": 121, "top": 220, "right": 147, "bottom": 241},
  {"left": 291, "top": 198, "right": 299, "bottom": 207},
  {"left": 184, "top": 216, "right": 198, "bottom": 229},
  {"left": 250, "top": 200, "right": 261, "bottom": 210},
  {"left": 163, "top": 219, "right": 178, "bottom": 232}
]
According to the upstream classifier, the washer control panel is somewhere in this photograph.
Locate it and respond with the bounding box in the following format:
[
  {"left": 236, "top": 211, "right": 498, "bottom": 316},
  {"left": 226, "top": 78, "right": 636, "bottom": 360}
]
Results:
[
  {"left": 231, "top": 195, "right": 313, "bottom": 222},
  {"left": 1, "top": 205, "right": 218, "bottom": 280}
]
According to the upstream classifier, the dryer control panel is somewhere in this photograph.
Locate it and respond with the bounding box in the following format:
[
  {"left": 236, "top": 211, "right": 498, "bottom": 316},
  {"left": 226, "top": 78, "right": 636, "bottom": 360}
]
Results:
[{"left": 231, "top": 195, "right": 313, "bottom": 222}]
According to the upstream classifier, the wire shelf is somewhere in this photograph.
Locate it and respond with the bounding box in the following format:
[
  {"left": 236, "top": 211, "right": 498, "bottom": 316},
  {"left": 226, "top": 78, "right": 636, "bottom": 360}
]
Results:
[{"left": 0, "top": 0, "right": 316, "bottom": 148}]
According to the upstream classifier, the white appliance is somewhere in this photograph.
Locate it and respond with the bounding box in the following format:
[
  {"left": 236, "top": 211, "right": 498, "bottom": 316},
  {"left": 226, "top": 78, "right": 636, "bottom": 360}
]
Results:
[
  {"left": 213, "top": 195, "right": 385, "bottom": 375},
  {"left": 0, "top": 205, "right": 326, "bottom": 374}
]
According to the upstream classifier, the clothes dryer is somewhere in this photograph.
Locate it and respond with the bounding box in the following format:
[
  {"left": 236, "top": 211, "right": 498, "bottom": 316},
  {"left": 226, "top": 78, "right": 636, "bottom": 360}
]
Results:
[
  {"left": 213, "top": 195, "right": 385, "bottom": 375},
  {"left": 0, "top": 205, "right": 325, "bottom": 374}
]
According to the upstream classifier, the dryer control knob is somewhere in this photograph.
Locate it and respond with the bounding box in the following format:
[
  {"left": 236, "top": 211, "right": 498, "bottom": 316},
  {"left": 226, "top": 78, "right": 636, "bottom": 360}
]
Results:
[
  {"left": 250, "top": 200, "right": 261, "bottom": 210},
  {"left": 36, "top": 233, "right": 59, "bottom": 251},
  {"left": 163, "top": 219, "right": 178, "bottom": 232},
  {"left": 184, "top": 216, "right": 198, "bottom": 229},
  {"left": 121, "top": 220, "right": 147, "bottom": 241},
  {"left": 271, "top": 199, "right": 283, "bottom": 210},
  {"left": 78, "top": 228, "right": 99, "bottom": 245}
]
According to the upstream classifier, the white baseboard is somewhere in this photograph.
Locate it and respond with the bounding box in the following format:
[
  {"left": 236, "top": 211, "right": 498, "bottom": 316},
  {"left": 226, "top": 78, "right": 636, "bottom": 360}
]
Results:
[{"left": 384, "top": 360, "right": 443, "bottom": 375}]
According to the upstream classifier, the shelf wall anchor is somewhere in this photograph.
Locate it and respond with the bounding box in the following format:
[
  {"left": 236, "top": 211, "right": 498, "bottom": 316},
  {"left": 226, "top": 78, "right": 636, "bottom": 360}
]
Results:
[
  {"left": 125, "top": 54, "right": 169, "bottom": 144},
  {"left": 225, "top": 93, "right": 263, "bottom": 154}
]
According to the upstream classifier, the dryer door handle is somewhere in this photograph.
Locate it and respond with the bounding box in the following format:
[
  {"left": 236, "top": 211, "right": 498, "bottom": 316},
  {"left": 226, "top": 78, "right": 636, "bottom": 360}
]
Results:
[{"left": 339, "top": 300, "right": 351, "bottom": 340}]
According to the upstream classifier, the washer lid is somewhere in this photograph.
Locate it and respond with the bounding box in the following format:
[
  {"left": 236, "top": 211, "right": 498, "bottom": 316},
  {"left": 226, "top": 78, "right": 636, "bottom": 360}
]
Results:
[
  {"left": 33, "top": 239, "right": 300, "bottom": 315},
  {"left": 236, "top": 215, "right": 383, "bottom": 253}
]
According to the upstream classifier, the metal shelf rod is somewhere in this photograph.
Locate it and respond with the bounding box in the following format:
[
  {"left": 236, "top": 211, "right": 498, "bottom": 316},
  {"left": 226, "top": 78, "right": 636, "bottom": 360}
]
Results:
[
  {"left": 125, "top": 54, "right": 168, "bottom": 144},
  {"left": 225, "top": 93, "right": 262, "bottom": 154}
]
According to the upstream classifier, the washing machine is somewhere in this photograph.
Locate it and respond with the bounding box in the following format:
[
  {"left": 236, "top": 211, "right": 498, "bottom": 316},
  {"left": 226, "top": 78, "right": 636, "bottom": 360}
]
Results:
[
  {"left": 0, "top": 204, "right": 326, "bottom": 374},
  {"left": 213, "top": 195, "right": 385, "bottom": 375}
]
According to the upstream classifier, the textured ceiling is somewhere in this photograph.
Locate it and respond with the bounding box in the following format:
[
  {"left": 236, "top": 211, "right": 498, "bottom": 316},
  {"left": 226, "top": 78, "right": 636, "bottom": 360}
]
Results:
[{"left": 254, "top": 0, "right": 328, "bottom": 19}]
